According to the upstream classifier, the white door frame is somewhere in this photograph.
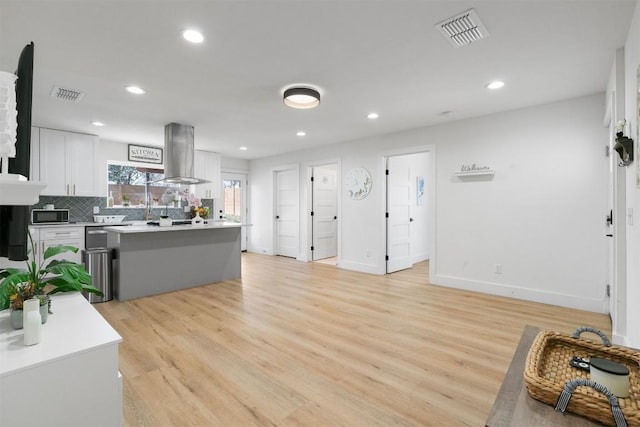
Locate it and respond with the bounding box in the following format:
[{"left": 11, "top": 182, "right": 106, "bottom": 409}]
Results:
[
  {"left": 221, "top": 171, "right": 248, "bottom": 251},
  {"left": 607, "top": 48, "right": 627, "bottom": 345},
  {"left": 379, "top": 144, "right": 436, "bottom": 278}
]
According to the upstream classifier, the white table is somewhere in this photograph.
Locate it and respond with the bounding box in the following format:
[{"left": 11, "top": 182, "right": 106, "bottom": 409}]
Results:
[{"left": 0, "top": 292, "right": 122, "bottom": 427}]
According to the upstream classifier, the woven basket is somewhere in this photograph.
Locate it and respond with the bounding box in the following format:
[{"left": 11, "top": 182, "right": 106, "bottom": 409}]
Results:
[{"left": 524, "top": 327, "right": 640, "bottom": 426}]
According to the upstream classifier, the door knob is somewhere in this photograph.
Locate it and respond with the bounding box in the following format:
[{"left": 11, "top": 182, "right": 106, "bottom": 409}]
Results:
[
  {"left": 276, "top": 215, "right": 280, "bottom": 219},
  {"left": 409, "top": 218, "right": 414, "bottom": 222}
]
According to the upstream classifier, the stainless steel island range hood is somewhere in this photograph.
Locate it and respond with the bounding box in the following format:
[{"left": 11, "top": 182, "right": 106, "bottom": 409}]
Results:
[{"left": 160, "top": 122, "right": 209, "bottom": 185}]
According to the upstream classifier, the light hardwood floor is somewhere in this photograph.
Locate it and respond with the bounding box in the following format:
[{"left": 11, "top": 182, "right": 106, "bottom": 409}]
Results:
[{"left": 95, "top": 253, "right": 611, "bottom": 426}]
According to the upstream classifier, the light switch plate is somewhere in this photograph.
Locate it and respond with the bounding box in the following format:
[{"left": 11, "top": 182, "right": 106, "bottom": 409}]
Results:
[{"left": 93, "top": 206, "right": 100, "bottom": 214}]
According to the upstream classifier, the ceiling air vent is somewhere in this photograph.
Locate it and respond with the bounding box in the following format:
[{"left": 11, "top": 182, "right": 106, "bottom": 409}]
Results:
[
  {"left": 50, "top": 85, "right": 85, "bottom": 102},
  {"left": 436, "top": 9, "right": 489, "bottom": 48}
]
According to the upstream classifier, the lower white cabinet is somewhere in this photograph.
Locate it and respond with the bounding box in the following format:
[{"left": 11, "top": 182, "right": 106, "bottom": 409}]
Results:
[
  {"left": 0, "top": 292, "right": 123, "bottom": 427},
  {"left": 34, "top": 226, "right": 84, "bottom": 265}
]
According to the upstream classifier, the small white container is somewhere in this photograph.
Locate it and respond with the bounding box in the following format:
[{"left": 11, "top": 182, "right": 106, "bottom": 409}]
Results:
[
  {"left": 590, "top": 357, "right": 630, "bottom": 398},
  {"left": 191, "top": 212, "right": 204, "bottom": 227},
  {"left": 23, "top": 298, "right": 42, "bottom": 346},
  {"left": 44, "top": 204, "right": 54, "bottom": 210}
]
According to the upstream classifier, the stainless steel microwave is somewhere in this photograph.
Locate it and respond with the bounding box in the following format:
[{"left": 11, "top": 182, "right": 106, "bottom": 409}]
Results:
[{"left": 31, "top": 209, "right": 70, "bottom": 224}]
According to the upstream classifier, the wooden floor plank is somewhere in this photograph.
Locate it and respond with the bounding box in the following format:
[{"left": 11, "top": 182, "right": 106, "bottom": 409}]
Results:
[{"left": 95, "top": 253, "right": 611, "bottom": 426}]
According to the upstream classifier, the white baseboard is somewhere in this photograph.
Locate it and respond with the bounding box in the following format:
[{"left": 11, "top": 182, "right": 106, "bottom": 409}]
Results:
[
  {"left": 339, "top": 260, "right": 383, "bottom": 275},
  {"left": 611, "top": 333, "right": 630, "bottom": 347},
  {"left": 411, "top": 252, "right": 429, "bottom": 264},
  {"left": 432, "top": 274, "right": 606, "bottom": 313}
]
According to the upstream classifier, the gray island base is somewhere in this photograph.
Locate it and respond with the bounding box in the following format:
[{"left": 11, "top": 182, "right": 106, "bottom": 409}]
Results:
[{"left": 107, "top": 224, "right": 241, "bottom": 301}]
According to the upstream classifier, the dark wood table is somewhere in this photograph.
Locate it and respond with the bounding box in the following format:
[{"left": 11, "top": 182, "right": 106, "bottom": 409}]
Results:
[{"left": 485, "top": 325, "right": 601, "bottom": 426}]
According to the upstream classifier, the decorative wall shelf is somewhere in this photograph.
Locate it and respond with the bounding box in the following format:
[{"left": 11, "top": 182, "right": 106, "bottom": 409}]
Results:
[{"left": 452, "top": 169, "right": 495, "bottom": 177}]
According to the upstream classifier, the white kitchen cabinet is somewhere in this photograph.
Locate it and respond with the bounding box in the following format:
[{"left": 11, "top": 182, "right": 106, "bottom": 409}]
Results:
[
  {"left": 0, "top": 292, "right": 122, "bottom": 427},
  {"left": 39, "top": 128, "right": 98, "bottom": 197},
  {"left": 194, "top": 150, "right": 221, "bottom": 200},
  {"left": 33, "top": 226, "right": 84, "bottom": 265}
]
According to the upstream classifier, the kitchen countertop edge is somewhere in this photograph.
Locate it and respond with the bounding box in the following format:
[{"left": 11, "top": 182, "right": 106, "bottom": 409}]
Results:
[{"left": 105, "top": 222, "right": 241, "bottom": 233}]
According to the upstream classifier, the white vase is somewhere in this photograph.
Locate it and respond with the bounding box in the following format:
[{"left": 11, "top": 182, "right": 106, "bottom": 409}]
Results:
[
  {"left": 159, "top": 217, "right": 172, "bottom": 227},
  {"left": 191, "top": 212, "right": 204, "bottom": 227}
]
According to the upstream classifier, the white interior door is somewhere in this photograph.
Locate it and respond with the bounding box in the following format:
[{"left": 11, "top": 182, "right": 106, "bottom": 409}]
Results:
[
  {"left": 386, "top": 156, "right": 412, "bottom": 273},
  {"left": 221, "top": 172, "right": 247, "bottom": 251},
  {"left": 312, "top": 165, "right": 337, "bottom": 260},
  {"left": 276, "top": 169, "right": 299, "bottom": 258}
]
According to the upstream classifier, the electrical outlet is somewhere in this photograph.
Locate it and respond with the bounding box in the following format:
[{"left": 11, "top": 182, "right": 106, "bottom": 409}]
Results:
[
  {"left": 93, "top": 206, "right": 100, "bottom": 214},
  {"left": 495, "top": 264, "right": 503, "bottom": 274},
  {"left": 184, "top": 205, "right": 190, "bottom": 213},
  {"left": 366, "top": 250, "right": 372, "bottom": 257}
]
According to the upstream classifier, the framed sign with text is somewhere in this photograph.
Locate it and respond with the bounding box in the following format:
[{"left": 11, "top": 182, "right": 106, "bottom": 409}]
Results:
[{"left": 128, "top": 144, "right": 163, "bottom": 164}]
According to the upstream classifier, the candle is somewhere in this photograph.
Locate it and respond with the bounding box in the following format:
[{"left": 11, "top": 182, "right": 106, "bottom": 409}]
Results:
[
  {"left": 23, "top": 298, "right": 42, "bottom": 346},
  {"left": 590, "top": 357, "right": 630, "bottom": 398}
]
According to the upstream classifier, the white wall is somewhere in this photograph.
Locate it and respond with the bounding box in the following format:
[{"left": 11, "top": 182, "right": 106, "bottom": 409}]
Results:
[
  {"left": 249, "top": 93, "right": 609, "bottom": 313},
  {"left": 435, "top": 95, "right": 608, "bottom": 312},
  {"left": 623, "top": 1, "right": 640, "bottom": 348},
  {"left": 221, "top": 156, "right": 249, "bottom": 172}
]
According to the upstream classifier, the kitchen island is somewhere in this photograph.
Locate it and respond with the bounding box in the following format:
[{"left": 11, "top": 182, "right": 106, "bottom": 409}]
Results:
[{"left": 106, "top": 222, "right": 241, "bottom": 301}]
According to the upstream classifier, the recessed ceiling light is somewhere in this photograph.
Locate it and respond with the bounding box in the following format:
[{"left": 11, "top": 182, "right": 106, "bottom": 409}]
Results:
[
  {"left": 91, "top": 121, "right": 105, "bottom": 127},
  {"left": 182, "top": 29, "right": 205, "bottom": 44},
  {"left": 239, "top": 146, "right": 248, "bottom": 151},
  {"left": 283, "top": 87, "right": 320, "bottom": 109},
  {"left": 486, "top": 81, "right": 505, "bottom": 90},
  {"left": 125, "top": 85, "right": 146, "bottom": 95},
  {"left": 367, "top": 112, "right": 379, "bottom": 119},
  {"left": 296, "top": 131, "right": 306, "bottom": 137}
]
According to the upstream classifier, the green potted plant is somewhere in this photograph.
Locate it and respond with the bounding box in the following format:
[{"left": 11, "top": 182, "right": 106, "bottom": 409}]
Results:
[
  {"left": 0, "top": 233, "right": 103, "bottom": 329},
  {"left": 122, "top": 194, "right": 130, "bottom": 206}
]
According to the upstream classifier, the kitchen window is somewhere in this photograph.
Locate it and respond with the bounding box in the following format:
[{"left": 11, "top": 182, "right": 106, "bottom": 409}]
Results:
[{"left": 107, "top": 162, "right": 177, "bottom": 208}]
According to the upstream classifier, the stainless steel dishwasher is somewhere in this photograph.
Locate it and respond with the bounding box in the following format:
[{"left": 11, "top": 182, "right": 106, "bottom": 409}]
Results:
[{"left": 85, "top": 223, "right": 131, "bottom": 249}]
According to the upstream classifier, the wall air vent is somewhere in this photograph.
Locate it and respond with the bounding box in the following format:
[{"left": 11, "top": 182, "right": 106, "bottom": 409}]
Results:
[
  {"left": 436, "top": 9, "right": 489, "bottom": 48},
  {"left": 50, "top": 85, "right": 85, "bottom": 102}
]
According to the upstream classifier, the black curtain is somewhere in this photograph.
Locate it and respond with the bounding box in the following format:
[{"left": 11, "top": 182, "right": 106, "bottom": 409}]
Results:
[{"left": 0, "top": 42, "right": 34, "bottom": 261}]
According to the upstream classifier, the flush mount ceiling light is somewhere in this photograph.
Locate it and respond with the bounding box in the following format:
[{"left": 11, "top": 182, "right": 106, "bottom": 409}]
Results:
[
  {"left": 486, "top": 81, "right": 505, "bottom": 90},
  {"left": 182, "top": 29, "right": 205, "bottom": 44},
  {"left": 367, "top": 112, "right": 379, "bottom": 119},
  {"left": 239, "top": 146, "right": 248, "bottom": 151},
  {"left": 91, "top": 121, "right": 105, "bottom": 127},
  {"left": 296, "top": 131, "right": 306, "bottom": 137},
  {"left": 125, "top": 85, "right": 146, "bottom": 95},
  {"left": 283, "top": 87, "right": 320, "bottom": 109}
]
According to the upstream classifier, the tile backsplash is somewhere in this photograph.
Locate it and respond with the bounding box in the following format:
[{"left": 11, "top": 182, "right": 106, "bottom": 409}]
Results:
[{"left": 32, "top": 196, "right": 215, "bottom": 223}]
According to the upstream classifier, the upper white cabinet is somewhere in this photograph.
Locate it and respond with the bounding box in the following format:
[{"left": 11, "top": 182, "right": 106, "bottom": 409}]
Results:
[
  {"left": 194, "top": 150, "right": 221, "bottom": 200},
  {"left": 38, "top": 128, "right": 98, "bottom": 197}
]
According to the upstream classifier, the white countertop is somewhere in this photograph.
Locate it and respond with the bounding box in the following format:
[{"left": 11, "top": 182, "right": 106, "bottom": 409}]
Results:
[
  {"left": 105, "top": 221, "right": 241, "bottom": 234},
  {"left": 31, "top": 221, "right": 135, "bottom": 228},
  {"left": 0, "top": 292, "right": 122, "bottom": 377}
]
